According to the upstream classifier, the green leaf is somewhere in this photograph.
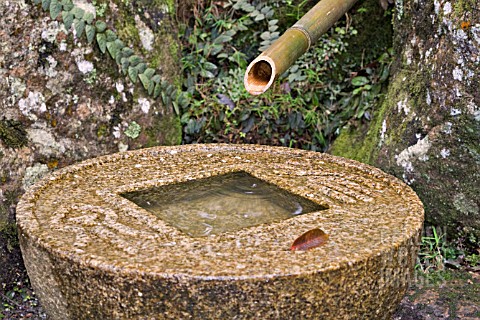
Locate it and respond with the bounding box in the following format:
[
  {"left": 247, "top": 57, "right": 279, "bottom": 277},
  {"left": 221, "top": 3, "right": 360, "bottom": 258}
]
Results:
[
  {"left": 352, "top": 87, "right": 363, "bottom": 95},
  {"left": 128, "top": 66, "right": 138, "bottom": 83},
  {"left": 106, "top": 41, "right": 119, "bottom": 59},
  {"left": 172, "top": 101, "right": 180, "bottom": 115},
  {"left": 105, "top": 30, "right": 117, "bottom": 42},
  {"left": 210, "top": 44, "right": 223, "bottom": 56},
  {"left": 42, "top": 0, "right": 51, "bottom": 11},
  {"left": 254, "top": 13, "right": 265, "bottom": 21},
  {"left": 121, "top": 57, "right": 129, "bottom": 75},
  {"left": 83, "top": 12, "right": 94, "bottom": 24},
  {"left": 135, "top": 63, "right": 147, "bottom": 74},
  {"left": 170, "top": 89, "right": 178, "bottom": 100},
  {"left": 147, "top": 81, "right": 155, "bottom": 96},
  {"left": 160, "top": 80, "right": 168, "bottom": 90},
  {"left": 214, "top": 34, "right": 232, "bottom": 44},
  {"left": 85, "top": 25, "right": 95, "bottom": 44},
  {"left": 242, "top": 3, "right": 255, "bottom": 12},
  {"left": 239, "top": 111, "right": 250, "bottom": 122},
  {"left": 243, "top": 19, "right": 253, "bottom": 26},
  {"left": 119, "top": 48, "right": 134, "bottom": 65},
  {"left": 71, "top": 7, "right": 85, "bottom": 19},
  {"left": 128, "top": 55, "right": 142, "bottom": 67},
  {"left": 61, "top": 0, "right": 74, "bottom": 11},
  {"left": 138, "top": 73, "right": 151, "bottom": 90},
  {"left": 177, "top": 92, "right": 189, "bottom": 108},
  {"left": 225, "top": 29, "right": 236, "bottom": 37},
  {"left": 161, "top": 91, "right": 169, "bottom": 106},
  {"left": 351, "top": 76, "right": 369, "bottom": 86},
  {"left": 50, "top": 0, "right": 62, "bottom": 19},
  {"left": 260, "top": 31, "right": 271, "bottom": 40},
  {"left": 143, "top": 68, "right": 155, "bottom": 79},
  {"left": 153, "top": 82, "right": 161, "bottom": 98},
  {"left": 269, "top": 25, "right": 279, "bottom": 32},
  {"left": 95, "top": 21, "right": 107, "bottom": 33},
  {"left": 96, "top": 33, "right": 107, "bottom": 53},
  {"left": 203, "top": 62, "right": 217, "bottom": 71},
  {"left": 62, "top": 11, "right": 74, "bottom": 30},
  {"left": 180, "top": 112, "right": 190, "bottom": 124},
  {"left": 379, "top": 66, "right": 390, "bottom": 82},
  {"left": 165, "top": 84, "right": 174, "bottom": 96},
  {"left": 121, "top": 47, "right": 134, "bottom": 57},
  {"left": 33, "top": 0, "right": 42, "bottom": 5},
  {"left": 261, "top": 6, "right": 272, "bottom": 14},
  {"left": 236, "top": 23, "right": 248, "bottom": 31},
  {"left": 74, "top": 19, "right": 85, "bottom": 38},
  {"left": 200, "top": 69, "right": 214, "bottom": 78},
  {"left": 151, "top": 75, "right": 161, "bottom": 84},
  {"left": 114, "top": 39, "right": 125, "bottom": 48},
  {"left": 115, "top": 51, "right": 123, "bottom": 65}
]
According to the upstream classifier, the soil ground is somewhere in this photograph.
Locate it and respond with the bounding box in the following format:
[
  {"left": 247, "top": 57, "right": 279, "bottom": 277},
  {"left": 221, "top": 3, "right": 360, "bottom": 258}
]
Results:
[{"left": 393, "top": 269, "right": 480, "bottom": 319}]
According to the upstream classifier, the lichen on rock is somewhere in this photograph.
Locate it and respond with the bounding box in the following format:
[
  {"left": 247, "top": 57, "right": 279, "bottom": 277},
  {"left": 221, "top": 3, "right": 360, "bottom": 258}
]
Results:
[{"left": 22, "top": 163, "right": 49, "bottom": 190}]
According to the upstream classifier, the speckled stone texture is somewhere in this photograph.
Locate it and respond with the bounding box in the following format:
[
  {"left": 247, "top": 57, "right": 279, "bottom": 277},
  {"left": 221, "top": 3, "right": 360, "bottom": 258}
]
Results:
[{"left": 16, "top": 144, "right": 424, "bottom": 319}]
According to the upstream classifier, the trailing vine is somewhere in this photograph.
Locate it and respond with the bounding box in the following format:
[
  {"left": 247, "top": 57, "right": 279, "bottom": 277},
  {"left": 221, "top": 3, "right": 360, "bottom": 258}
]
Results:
[{"left": 31, "top": 0, "right": 190, "bottom": 115}]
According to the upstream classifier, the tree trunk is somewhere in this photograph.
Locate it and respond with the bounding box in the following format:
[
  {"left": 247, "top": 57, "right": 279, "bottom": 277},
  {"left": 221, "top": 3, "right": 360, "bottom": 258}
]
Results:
[{"left": 330, "top": 0, "right": 479, "bottom": 244}]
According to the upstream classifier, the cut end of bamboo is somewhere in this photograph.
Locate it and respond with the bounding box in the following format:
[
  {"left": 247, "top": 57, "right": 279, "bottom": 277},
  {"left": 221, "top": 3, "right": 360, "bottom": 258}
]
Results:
[{"left": 244, "top": 57, "right": 275, "bottom": 95}]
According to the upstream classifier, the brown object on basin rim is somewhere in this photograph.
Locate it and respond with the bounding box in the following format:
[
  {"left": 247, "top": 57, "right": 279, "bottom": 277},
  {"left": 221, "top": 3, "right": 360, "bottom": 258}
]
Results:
[{"left": 16, "top": 144, "right": 424, "bottom": 319}]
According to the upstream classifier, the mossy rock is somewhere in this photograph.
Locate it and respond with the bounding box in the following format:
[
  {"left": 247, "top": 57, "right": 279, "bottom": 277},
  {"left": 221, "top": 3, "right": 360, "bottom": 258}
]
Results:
[
  {"left": 0, "top": 119, "right": 28, "bottom": 149},
  {"left": 330, "top": 0, "right": 480, "bottom": 245}
]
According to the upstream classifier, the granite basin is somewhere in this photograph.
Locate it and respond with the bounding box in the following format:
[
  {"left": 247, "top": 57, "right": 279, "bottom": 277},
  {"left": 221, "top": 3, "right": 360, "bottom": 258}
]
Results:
[{"left": 16, "top": 144, "right": 424, "bottom": 319}]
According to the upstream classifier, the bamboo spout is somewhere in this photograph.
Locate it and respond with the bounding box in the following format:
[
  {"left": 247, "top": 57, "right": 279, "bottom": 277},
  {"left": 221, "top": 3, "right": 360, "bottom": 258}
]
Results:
[{"left": 244, "top": 0, "right": 359, "bottom": 95}]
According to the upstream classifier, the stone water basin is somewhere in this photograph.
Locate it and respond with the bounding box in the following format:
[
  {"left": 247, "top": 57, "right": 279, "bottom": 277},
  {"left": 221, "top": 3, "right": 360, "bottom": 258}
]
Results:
[{"left": 16, "top": 144, "right": 424, "bottom": 319}]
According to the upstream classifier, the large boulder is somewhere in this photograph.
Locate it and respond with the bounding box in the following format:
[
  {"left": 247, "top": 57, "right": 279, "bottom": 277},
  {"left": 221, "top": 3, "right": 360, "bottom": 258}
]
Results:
[
  {"left": 330, "top": 0, "right": 479, "bottom": 244},
  {"left": 0, "top": 0, "right": 182, "bottom": 289}
]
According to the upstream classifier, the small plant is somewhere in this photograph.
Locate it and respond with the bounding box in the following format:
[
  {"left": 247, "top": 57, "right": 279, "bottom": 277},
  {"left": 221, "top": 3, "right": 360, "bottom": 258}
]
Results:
[
  {"left": 0, "top": 283, "right": 43, "bottom": 319},
  {"left": 415, "top": 225, "right": 480, "bottom": 275},
  {"left": 416, "top": 226, "right": 459, "bottom": 273},
  {"left": 83, "top": 68, "right": 97, "bottom": 84},
  {"left": 465, "top": 253, "right": 480, "bottom": 267},
  {"left": 92, "top": 0, "right": 107, "bottom": 17}
]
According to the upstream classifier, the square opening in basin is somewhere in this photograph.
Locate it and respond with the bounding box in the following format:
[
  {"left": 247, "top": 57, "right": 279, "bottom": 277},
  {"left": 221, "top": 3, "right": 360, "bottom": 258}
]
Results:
[{"left": 121, "top": 171, "right": 326, "bottom": 237}]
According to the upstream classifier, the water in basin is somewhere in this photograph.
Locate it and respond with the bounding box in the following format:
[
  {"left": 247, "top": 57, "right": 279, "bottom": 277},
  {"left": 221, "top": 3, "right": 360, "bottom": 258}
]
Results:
[{"left": 121, "top": 171, "right": 326, "bottom": 237}]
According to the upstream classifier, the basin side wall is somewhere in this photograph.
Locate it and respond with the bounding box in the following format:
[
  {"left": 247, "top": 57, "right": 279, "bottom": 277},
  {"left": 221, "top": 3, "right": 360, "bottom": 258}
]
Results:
[
  {"left": 20, "top": 228, "right": 421, "bottom": 319},
  {"left": 18, "top": 230, "right": 71, "bottom": 319}
]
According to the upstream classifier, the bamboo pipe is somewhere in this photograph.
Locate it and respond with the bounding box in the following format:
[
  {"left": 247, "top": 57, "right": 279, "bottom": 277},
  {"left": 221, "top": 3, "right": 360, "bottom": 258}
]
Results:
[{"left": 244, "top": 0, "right": 359, "bottom": 95}]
